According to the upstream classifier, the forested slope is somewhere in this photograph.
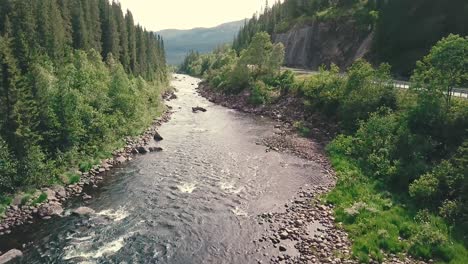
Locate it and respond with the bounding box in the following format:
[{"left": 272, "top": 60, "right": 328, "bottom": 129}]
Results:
[{"left": 0, "top": 0, "right": 167, "bottom": 197}]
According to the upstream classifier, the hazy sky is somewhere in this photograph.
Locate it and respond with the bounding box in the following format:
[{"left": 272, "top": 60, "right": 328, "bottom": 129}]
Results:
[{"left": 117, "top": 0, "right": 270, "bottom": 31}]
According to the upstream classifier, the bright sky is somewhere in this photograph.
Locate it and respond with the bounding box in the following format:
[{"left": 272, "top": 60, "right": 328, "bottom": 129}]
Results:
[{"left": 117, "top": 0, "right": 270, "bottom": 31}]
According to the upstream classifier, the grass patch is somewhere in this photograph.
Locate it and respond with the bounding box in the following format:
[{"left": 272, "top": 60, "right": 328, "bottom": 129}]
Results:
[
  {"left": 63, "top": 172, "right": 81, "bottom": 185},
  {"left": 325, "top": 140, "right": 468, "bottom": 263},
  {"left": 31, "top": 192, "right": 48, "bottom": 206}
]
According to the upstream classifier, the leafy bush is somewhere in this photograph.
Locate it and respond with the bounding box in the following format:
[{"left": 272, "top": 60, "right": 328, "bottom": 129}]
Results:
[
  {"left": 339, "top": 60, "right": 397, "bottom": 132},
  {"left": 300, "top": 64, "right": 345, "bottom": 116},
  {"left": 249, "top": 80, "right": 270, "bottom": 105}
]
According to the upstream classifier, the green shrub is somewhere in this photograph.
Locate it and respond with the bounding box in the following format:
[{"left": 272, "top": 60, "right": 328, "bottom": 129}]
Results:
[
  {"left": 300, "top": 64, "right": 345, "bottom": 117},
  {"left": 249, "top": 80, "right": 269, "bottom": 105},
  {"left": 32, "top": 193, "right": 48, "bottom": 205},
  {"left": 339, "top": 60, "right": 397, "bottom": 132},
  {"left": 409, "top": 173, "right": 440, "bottom": 203}
]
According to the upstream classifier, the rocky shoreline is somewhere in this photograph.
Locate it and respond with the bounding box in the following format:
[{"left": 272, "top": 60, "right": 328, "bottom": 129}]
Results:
[
  {"left": 197, "top": 83, "right": 427, "bottom": 264},
  {"left": 0, "top": 90, "right": 176, "bottom": 242}
]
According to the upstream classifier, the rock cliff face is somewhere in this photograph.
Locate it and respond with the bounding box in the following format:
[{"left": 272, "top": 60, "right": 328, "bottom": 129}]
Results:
[{"left": 273, "top": 21, "right": 374, "bottom": 70}]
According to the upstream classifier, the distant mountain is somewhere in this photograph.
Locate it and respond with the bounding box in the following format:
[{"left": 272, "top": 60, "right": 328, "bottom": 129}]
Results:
[{"left": 158, "top": 20, "right": 246, "bottom": 65}]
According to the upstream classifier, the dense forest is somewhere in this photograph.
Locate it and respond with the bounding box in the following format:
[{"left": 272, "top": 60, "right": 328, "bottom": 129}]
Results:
[
  {"left": 181, "top": 30, "right": 468, "bottom": 263},
  {"left": 232, "top": 0, "right": 468, "bottom": 76},
  {"left": 0, "top": 0, "right": 167, "bottom": 197}
]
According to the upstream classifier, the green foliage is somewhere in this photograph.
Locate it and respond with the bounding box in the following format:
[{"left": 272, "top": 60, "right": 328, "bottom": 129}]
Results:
[
  {"left": 411, "top": 35, "right": 468, "bottom": 110},
  {"left": 0, "top": 195, "right": 12, "bottom": 217},
  {"left": 339, "top": 61, "right": 396, "bottom": 132},
  {"left": 326, "top": 139, "right": 468, "bottom": 263},
  {"left": 249, "top": 80, "right": 270, "bottom": 105},
  {"left": 300, "top": 64, "right": 345, "bottom": 116},
  {"left": 0, "top": 137, "right": 17, "bottom": 191},
  {"left": 299, "top": 60, "right": 397, "bottom": 132},
  {"left": 181, "top": 32, "right": 285, "bottom": 101},
  {"left": 31, "top": 192, "right": 47, "bottom": 205},
  {"left": 0, "top": 0, "right": 168, "bottom": 194},
  {"left": 239, "top": 32, "right": 285, "bottom": 79}
]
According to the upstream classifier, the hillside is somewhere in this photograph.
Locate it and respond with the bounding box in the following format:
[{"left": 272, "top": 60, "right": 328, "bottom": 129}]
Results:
[
  {"left": 233, "top": 0, "right": 468, "bottom": 77},
  {"left": 158, "top": 19, "right": 246, "bottom": 65}
]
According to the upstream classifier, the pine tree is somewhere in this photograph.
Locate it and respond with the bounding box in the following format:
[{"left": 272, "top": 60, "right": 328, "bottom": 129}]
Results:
[{"left": 126, "top": 11, "right": 137, "bottom": 74}]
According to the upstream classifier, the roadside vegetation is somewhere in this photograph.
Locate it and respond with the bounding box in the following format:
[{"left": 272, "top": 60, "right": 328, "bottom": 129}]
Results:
[
  {"left": 0, "top": 0, "right": 167, "bottom": 216},
  {"left": 181, "top": 33, "right": 468, "bottom": 263}
]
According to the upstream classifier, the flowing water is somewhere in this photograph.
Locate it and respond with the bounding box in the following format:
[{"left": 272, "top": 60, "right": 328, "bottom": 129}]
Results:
[{"left": 0, "top": 74, "right": 328, "bottom": 263}]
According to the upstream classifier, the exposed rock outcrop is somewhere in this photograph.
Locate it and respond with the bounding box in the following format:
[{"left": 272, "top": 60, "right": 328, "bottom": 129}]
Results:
[{"left": 273, "top": 20, "right": 373, "bottom": 70}]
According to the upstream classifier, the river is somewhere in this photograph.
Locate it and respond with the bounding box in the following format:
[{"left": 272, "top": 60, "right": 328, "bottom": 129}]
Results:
[{"left": 0, "top": 74, "right": 329, "bottom": 263}]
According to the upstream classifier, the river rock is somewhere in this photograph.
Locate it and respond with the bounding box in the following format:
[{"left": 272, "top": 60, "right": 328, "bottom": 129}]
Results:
[
  {"left": 131, "top": 148, "right": 139, "bottom": 154},
  {"left": 72, "top": 207, "right": 95, "bottom": 216},
  {"left": 38, "top": 202, "right": 63, "bottom": 217},
  {"left": 192, "top": 106, "right": 207, "bottom": 113},
  {"left": 280, "top": 231, "right": 289, "bottom": 239},
  {"left": 52, "top": 185, "right": 67, "bottom": 198},
  {"left": 137, "top": 146, "right": 149, "bottom": 154},
  {"left": 0, "top": 249, "right": 23, "bottom": 264},
  {"left": 149, "top": 147, "right": 163, "bottom": 152},
  {"left": 115, "top": 156, "right": 127, "bottom": 164},
  {"left": 153, "top": 132, "right": 163, "bottom": 141}
]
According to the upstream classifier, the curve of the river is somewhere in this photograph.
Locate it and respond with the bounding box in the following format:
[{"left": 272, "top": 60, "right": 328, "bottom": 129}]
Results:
[{"left": 0, "top": 74, "right": 328, "bottom": 263}]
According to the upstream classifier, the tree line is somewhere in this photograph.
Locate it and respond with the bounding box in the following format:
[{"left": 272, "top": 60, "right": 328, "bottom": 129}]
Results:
[{"left": 0, "top": 0, "right": 167, "bottom": 195}]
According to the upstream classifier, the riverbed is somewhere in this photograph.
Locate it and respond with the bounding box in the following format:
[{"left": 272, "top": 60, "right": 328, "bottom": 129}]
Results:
[{"left": 0, "top": 74, "right": 330, "bottom": 263}]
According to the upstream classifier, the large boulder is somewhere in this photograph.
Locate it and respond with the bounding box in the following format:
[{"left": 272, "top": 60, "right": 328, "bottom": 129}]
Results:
[
  {"left": 72, "top": 207, "right": 95, "bottom": 216},
  {"left": 0, "top": 249, "right": 23, "bottom": 264}
]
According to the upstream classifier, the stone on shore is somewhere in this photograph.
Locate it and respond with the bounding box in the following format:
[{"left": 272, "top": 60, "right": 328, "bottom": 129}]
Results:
[
  {"left": 149, "top": 147, "right": 163, "bottom": 152},
  {"left": 192, "top": 106, "right": 207, "bottom": 113},
  {"left": 72, "top": 207, "right": 95, "bottom": 216},
  {"left": 137, "top": 146, "right": 149, "bottom": 154},
  {"left": 38, "top": 202, "right": 63, "bottom": 217},
  {"left": 115, "top": 156, "right": 127, "bottom": 164},
  {"left": 153, "top": 131, "right": 163, "bottom": 141}
]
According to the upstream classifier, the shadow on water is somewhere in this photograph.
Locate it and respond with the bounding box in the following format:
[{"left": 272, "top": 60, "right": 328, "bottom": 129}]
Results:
[{"left": 0, "top": 74, "right": 328, "bottom": 263}]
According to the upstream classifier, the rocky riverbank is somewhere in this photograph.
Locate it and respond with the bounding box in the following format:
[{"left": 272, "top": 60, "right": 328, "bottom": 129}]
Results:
[
  {"left": 197, "top": 83, "right": 427, "bottom": 264},
  {"left": 0, "top": 91, "right": 176, "bottom": 243}
]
